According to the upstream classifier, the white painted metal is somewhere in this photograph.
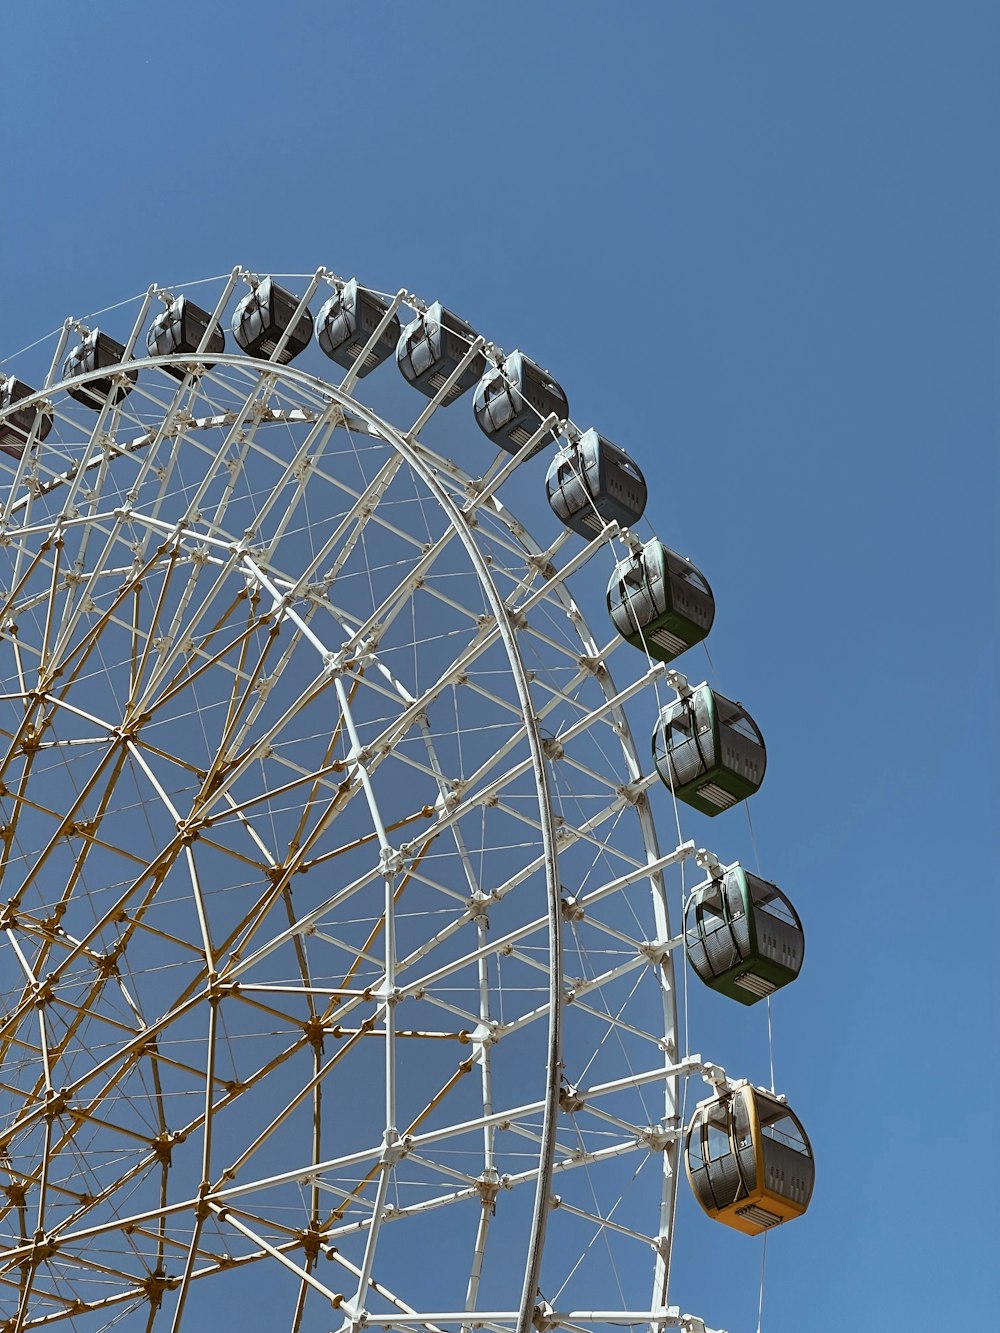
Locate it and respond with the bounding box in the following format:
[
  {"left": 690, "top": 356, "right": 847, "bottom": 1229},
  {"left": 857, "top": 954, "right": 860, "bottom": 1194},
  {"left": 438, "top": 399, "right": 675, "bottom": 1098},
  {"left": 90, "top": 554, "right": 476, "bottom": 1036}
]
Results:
[{"left": 0, "top": 273, "right": 714, "bottom": 1333}]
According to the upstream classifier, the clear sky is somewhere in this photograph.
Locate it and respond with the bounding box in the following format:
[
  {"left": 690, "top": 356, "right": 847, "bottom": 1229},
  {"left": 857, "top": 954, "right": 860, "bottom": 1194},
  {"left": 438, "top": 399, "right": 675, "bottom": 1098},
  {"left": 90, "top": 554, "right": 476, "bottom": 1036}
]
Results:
[{"left": 2, "top": 2, "right": 996, "bottom": 1330}]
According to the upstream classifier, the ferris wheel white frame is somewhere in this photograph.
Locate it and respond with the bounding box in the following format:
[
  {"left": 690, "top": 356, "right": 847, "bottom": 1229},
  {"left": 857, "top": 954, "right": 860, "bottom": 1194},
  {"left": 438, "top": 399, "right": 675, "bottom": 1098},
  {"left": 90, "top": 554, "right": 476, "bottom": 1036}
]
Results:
[{"left": 0, "top": 266, "right": 745, "bottom": 1333}]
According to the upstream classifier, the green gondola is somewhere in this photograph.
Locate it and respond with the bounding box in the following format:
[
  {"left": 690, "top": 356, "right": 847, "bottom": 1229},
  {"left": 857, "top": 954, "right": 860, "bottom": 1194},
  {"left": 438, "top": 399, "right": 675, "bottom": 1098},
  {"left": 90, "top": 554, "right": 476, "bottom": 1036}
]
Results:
[
  {"left": 685, "top": 863, "right": 803, "bottom": 1004},
  {"left": 607, "top": 540, "right": 715, "bottom": 662},
  {"left": 652, "top": 683, "right": 766, "bottom": 815}
]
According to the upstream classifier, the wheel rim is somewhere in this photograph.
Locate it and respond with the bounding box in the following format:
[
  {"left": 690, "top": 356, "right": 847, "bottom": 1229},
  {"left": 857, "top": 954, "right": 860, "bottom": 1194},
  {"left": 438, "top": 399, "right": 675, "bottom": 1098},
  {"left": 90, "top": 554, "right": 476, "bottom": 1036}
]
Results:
[{"left": 0, "top": 278, "right": 685, "bottom": 1333}]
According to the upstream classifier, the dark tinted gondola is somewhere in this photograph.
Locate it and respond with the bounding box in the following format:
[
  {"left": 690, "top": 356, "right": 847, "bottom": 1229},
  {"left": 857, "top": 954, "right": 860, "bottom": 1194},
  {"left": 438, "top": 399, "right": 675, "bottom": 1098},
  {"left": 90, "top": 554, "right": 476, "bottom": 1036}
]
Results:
[
  {"left": 685, "top": 862, "right": 804, "bottom": 1004},
  {"left": 232, "top": 278, "right": 313, "bottom": 363},
  {"left": 653, "top": 683, "right": 766, "bottom": 815},
  {"left": 473, "top": 351, "right": 567, "bottom": 456},
  {"left": 545, "top": 429, "right": 647, "bottom": 537},
  {"left": 0, "top": 376, "right": 53, "bottom": 458},
  {"left": 63, "top": 331, "right": 138, "bottom": 409},
  {"left": 316, "top": 280, "right": 400, "bottom": 378},
  {"left": 686, "top": 1084, "right": 814, "bottom": 1234},
  {"left": 396, "top": 302, "right": 485, "bottom": 405},
  {"left": 607, "top": 540, "right": 715, "bottom": 662},
  {"left": 146, "top": 297, "right": 225, "bottom": 379}
]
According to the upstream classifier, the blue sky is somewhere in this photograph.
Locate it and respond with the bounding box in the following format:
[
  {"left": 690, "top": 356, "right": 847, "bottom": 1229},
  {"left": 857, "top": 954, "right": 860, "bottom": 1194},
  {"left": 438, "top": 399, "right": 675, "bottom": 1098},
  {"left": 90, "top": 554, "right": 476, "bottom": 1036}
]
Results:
[{"left": 3, "top": 2, "right": 996, "bottom": 1329}]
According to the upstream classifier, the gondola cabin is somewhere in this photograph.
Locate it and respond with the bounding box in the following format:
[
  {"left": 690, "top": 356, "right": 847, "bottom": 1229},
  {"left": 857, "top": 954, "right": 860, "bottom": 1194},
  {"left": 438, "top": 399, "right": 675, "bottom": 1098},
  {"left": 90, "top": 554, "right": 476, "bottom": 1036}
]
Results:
[
  {"left": 607, "top": 541, "right": 715, "bottom": 662},
  {"left": 653, "top": 684, "right": 766, "bottom": 815},
  {"left": 316, "top": 279, "right": 400, "bottom": 378},
  {"left": 396, "top": 302, "right": 485, "bottom": 405},
  {"left": 232, "top": 279, "right": 313, "bottom": 363},
  {"left": 473, "top": 350, "right": 567, "bottom": 456},
  {"left": 545, "top": 429, "right": 647, "bottom": 537},
  {"left": 0, "top": 376, "right": 52, "bottom": 458},
  {"left": 686, "top": 1084, "right": 814, "bottom": 1234},
  {"left": 63, "top": 331, "right": 137, "bottom": 408},
  {"left": 685, "top": 863, "right": 803, "bottom": 1004},
  {"left": 146, "top": 297, "right": 225, "bottom": 378}
]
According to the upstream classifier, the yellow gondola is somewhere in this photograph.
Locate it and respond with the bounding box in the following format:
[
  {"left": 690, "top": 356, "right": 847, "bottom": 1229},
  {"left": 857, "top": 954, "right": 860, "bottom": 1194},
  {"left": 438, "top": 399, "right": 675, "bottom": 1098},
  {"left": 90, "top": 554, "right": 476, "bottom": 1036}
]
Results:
[{"left": 685, "top": 1083, "right": 814, "bottom": 1235}]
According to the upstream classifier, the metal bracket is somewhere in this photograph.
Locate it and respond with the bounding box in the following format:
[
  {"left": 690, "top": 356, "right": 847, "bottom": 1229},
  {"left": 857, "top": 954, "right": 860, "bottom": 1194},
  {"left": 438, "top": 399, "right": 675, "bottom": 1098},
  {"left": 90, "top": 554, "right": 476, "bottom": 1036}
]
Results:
[
  {"left": 665, "top": 669, "right": 693, "bottom": 699},
  {"left": 694, "top": 848, "right": 724, "bottom": 878}
]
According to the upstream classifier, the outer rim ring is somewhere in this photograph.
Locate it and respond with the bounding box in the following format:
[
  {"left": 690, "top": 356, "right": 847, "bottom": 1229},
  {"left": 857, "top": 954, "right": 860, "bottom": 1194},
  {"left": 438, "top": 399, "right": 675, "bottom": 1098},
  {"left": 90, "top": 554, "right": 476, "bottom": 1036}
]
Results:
[{"left": 1, "top": 324, "right": 681, "bottom": 1329}]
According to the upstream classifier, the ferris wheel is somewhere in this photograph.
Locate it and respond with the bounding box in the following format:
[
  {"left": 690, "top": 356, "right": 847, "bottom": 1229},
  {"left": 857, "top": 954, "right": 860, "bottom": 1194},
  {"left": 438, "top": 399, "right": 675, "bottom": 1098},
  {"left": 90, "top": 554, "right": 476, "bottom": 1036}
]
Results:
[{"left": 0, "top": 268, "right": 814, "bottom": 1333}]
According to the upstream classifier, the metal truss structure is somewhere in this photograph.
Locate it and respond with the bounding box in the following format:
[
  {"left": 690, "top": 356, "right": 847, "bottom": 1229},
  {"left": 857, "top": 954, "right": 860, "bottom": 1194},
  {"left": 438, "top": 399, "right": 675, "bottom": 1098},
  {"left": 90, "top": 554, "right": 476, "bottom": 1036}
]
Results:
[{"left": 0, "top": 270, "right": 727, "bottom": 1333}]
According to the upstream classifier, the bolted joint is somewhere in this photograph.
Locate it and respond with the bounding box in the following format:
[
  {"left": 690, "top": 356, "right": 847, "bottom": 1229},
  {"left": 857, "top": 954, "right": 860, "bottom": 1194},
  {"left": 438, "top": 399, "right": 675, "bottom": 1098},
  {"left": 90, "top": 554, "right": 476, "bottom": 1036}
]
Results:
[
  {"left": 468, "top": 891, "right": 491, "bottom": 923},
  {"left": 616, "top": 780, "right": 645, "bottom": 806},
  {"left": 322, "top": 647, "right": 350, "bottom": 676},
  {"left": 379, "top": 846, "right": 403, "bottom": 878},
  {"left": 138, "top": 1269, "right": 178, "bottom": 1306},
  {"left": 472, "top": 1020, "right": 500, "bottom": 1049},
  {"left": 298, "top": 1227, "right": 324, "bottom": 1264},
  {"left": 560, "top": 894, "right": 585, "bottom": 922},
  {"left": 379, "top": 1129, "right": 406, "bottom": 1166},
  {"left": 558, "top": 1082, "right": 585, "bottom": 1114},
  {"left": 43, "top": 1087, "right": 70, "bottom": 1120},
  {"left": 434, "top": 785, "right": 462, "bottom": 813},
  {"left": 302, "top": 1015, "right": 326, "bottom": 1049},
  {"left": 149, "top": 1130, "right": 185, "bottom": 1164},
  {"left": 637, "top": 1124, "right": 678, "bottom": 1152},
  {"left": 532, "top": 1299, "right": 556, "bottom": 1333},
  {"left": 475, "top": 1167, "right": 500, "bottom": 1214},
  {"left": 526, "top": 552, "right": 557, "bottom": 580},
  {"left": 93, "top": 947, "right": 123, "bottom": 979},
  {"left": 28, "top": 1233, "right": 58, "bottom": 1266},
  {"left": 640, "top": 938, "right": 672, "bottom": 966}
]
